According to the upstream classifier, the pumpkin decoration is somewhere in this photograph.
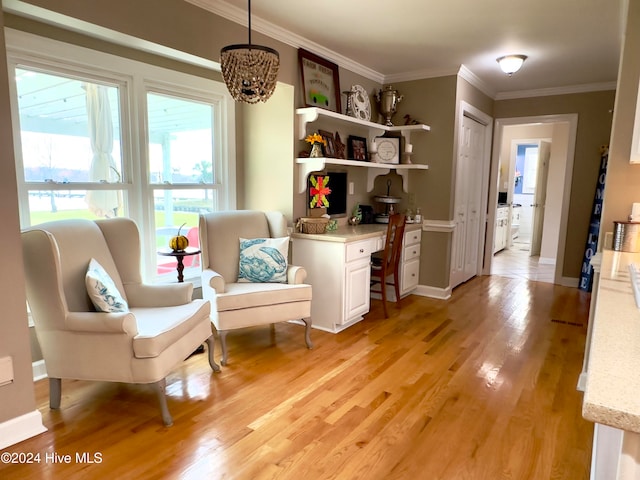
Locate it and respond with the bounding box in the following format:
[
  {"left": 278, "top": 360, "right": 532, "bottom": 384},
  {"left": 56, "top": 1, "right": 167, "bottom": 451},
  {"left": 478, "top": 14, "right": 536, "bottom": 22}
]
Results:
[{"left": 169, "top": 223, "right": 189, "bottom": 252}]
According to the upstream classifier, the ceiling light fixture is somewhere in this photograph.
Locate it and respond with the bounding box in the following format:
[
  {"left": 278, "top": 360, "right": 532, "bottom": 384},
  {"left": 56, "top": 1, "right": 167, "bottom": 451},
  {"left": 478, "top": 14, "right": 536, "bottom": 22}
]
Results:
[
  {"left": 220, "top": 0, "right": 280, "bottom": 103},
  {"left": 496, "top": 55, "right": 528, "bottom": 76}
]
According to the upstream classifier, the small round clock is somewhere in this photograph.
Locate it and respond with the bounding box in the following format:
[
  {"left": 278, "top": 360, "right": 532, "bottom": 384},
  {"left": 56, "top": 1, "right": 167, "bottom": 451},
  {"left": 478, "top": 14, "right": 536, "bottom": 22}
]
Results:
[{"left": 373, "top": 137, "right": 399, "bottom": 164}]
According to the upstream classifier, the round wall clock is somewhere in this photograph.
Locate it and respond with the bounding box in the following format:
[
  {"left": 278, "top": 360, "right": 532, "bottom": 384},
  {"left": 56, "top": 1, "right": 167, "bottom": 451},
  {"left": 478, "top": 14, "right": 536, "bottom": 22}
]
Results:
[{"left": 373, "top": 137, "right": 400, "bottom": 164}]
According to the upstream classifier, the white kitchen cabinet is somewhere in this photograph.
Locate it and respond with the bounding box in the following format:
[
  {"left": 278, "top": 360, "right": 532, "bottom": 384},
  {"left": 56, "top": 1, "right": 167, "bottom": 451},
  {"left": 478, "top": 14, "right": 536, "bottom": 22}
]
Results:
[
  {"left": 291, "top": 224, "right": 421, "bottom": 332},
  {"left": 400, "top": 228, "right": 421, "bottom": 296},
  {"left": 292, "top": 235, "right": 376, "bottom": 332},
  {"left": 493, "top": 206, "right": 509, "bottom": 253}
]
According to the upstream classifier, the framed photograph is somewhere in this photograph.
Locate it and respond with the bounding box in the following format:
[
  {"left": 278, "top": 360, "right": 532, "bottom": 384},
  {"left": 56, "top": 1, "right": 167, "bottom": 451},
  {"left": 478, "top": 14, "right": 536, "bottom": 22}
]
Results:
[
  {"left": 348, "top": 135, "right": 368, "bottom": 161},
  {"left": 318, "top": 130, "right": 336, "bottom": 158},
  {"left": 299, "top": 48, "right": 341, "bottom": 113},
  {"left": 371, "top": 136, "right": 400, "bottom": 164}
]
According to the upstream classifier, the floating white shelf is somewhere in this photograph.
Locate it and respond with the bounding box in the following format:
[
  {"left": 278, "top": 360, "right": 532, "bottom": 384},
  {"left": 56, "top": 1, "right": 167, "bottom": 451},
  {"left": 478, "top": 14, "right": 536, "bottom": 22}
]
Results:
[
  {"left": 296, "top": 107, "right": 430, "bottom": 193},
  {"left": 296, "top": 157, "right": 429, "bottom": 193}
]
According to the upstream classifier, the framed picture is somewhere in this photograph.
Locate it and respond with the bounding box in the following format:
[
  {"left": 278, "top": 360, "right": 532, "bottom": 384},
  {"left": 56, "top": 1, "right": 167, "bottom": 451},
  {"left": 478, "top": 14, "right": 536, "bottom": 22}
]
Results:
[
  {"left": 318, "top": 130, "right": 336, "bottom": 158},
  {"left": 348, "top": 135, "right": 368, "bottom": 161},
  {"left": 299, "top": 48, "right": 341, "bottom": 113},
  {"left": 371, "top": 136, "right": 400, "bottom": 164}
]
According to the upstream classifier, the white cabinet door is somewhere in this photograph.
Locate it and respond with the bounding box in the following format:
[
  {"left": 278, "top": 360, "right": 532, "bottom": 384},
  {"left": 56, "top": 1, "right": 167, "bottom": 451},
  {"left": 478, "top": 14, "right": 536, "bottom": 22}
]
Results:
[{"left": 344, "top": 258, "right": 371, "bottom": 323}]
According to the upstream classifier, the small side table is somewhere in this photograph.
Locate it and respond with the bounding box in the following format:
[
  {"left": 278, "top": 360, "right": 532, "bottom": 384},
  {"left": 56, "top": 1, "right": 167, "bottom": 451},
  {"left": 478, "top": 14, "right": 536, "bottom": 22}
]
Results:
[{"left": 157, "top": 247, "right": 201, "bottom": 283}]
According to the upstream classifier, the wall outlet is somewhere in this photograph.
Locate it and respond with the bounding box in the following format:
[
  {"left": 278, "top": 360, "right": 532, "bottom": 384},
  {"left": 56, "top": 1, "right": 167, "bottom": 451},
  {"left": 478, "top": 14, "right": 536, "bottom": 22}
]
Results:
[
  {"left": 348, "top": 182, "right": 354, "bottom": 195},
  {"left": 0, "top": 356, "right": 14, "bottom": 387}
]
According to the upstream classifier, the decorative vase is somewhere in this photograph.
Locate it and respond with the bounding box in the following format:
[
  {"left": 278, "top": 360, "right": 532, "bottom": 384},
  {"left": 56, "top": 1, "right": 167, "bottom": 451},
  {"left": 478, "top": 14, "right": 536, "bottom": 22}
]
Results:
[{"left": 310, "top": 143, "right": 323, "bottom": 158}]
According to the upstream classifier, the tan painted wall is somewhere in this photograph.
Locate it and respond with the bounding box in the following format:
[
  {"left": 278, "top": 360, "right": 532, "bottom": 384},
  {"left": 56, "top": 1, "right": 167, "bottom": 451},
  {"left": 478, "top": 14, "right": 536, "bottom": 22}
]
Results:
[
  {"left": 392, "top": 76, "right": 458, "bottom": 288},
  {"left": 601, "top": 0, "right": 640, "bottom": 235},
  {"left": 494, "top": 91, "right": 615, "bottom": 278},
  {"left": 0, "top": 4, "right": 37, "bottom": 423}
]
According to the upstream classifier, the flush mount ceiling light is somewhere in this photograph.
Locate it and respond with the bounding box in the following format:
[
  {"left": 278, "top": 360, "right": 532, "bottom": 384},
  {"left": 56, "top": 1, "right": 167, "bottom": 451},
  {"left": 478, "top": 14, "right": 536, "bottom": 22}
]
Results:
[
  {"left": 220, "top": 0, "right": 280, "bottom": 103},
  {"left": 496, "top": 55, "right": 528, "bottom": 75}
]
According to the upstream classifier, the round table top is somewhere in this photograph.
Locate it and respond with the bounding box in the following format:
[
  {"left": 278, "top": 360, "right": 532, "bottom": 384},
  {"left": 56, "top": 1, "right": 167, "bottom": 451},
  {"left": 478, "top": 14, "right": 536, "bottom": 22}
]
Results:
[{"left": 157, "top": 246, "right": 201, "bottom": 257}]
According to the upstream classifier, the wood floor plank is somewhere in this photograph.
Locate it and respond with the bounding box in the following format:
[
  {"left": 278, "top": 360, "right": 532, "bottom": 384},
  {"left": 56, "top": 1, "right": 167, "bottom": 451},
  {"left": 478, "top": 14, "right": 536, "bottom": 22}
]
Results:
[{"left": 0, "top": 275, "right": 593, "bottom": 479}]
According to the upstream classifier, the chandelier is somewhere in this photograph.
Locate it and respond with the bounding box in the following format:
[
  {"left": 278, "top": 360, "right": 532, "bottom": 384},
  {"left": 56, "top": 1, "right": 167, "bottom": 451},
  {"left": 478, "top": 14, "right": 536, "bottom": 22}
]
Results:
[{"left": 220, "top": 0, "right": 280, "bottom": 103}]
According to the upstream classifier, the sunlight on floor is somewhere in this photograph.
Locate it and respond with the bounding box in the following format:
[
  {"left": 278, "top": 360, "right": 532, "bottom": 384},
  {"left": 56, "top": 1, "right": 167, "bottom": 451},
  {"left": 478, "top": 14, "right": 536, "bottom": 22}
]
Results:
[{"left": 491, "top": 242, "right": 555, "bottom": 283}]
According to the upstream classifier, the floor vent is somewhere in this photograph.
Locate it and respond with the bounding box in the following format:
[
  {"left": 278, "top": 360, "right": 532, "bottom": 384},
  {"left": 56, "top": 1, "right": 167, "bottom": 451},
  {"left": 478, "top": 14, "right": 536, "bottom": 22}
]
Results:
[{"left": 551, "top": 318, "right": 583, "bottom": 327}]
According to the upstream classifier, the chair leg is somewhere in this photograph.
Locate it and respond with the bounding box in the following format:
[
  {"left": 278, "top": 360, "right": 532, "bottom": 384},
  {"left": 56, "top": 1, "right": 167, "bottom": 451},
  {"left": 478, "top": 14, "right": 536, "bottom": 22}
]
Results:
[
  {"left": 380, "top": 273, "right": 389, "bottom": 318},
  {"left": 219, "top": 330, "right": 229, "bottom": 366},
  {"left": 151, "top": 380, "right": 173, "bottom": 427},
  {"left": 49, "top": 378, "right": 62, "bottom": 409},
  {"left": 393, "top": 270, "right": 402, "bottom": 306},
  {"left": 302, "top": 317, "right": 313, "bottom": 349},
  {"left": 205, "top": 335, "right": 221, "bottom": 372}
]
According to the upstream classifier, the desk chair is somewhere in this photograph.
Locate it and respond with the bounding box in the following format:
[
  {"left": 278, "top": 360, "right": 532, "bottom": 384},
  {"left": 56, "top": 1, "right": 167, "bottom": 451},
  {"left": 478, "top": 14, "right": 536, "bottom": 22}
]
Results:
[{"left": 371, "top": 214, "right": 406, "bottom": 318}]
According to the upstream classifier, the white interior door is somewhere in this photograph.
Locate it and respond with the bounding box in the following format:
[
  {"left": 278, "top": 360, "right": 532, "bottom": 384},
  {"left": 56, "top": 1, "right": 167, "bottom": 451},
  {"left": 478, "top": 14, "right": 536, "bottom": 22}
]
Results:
[
  {"left": 451, "top": 114, "right": 485, "bottom": 287},
  {"left": 530, "top": 141, "right": 551, "bottom": 256}
]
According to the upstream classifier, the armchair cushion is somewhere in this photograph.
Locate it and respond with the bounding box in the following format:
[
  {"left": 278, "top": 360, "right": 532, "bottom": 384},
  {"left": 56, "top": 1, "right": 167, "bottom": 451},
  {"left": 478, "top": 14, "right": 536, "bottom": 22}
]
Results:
[
  {"left": 238, "top": 236, "right": 289, "bottom": 283},
  {"left": 85, "top": 258, "right": 129, "bottom": 313},
  {"left": 216, "top": 282, "right": 311, "bottom": 312},
  {"left": 131, "top": 299, "right": 210, "bottom": 358}
]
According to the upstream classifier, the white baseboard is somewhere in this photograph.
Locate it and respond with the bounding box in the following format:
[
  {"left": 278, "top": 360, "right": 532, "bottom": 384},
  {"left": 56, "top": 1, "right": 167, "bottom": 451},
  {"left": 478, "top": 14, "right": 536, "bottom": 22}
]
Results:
[
  {"left": 32, "top": 360, "right": 47, "bottom": 382},
  {"left": 0, "top": 410, "right": 47, "bottom": 450},
  {"left": 539, "top": 256, "right": 556, "bottom": 265},
  {"left": 413, "top": 284, "right": 452, "bottom": 300}
]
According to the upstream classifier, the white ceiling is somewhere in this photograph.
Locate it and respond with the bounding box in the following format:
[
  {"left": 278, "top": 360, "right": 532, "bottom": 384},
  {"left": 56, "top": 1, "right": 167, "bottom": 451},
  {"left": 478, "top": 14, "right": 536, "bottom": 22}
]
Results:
[{"left": 188, "top": 0, "right": 626, "bottom": 99}]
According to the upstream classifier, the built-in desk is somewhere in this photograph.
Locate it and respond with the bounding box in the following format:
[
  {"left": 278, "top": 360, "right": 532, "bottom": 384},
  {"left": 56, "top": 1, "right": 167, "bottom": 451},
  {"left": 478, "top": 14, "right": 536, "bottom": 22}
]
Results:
[
  {"left": 291, "top": 223, "right": 421, "bottom": 333},
  {"left": 582, "top": 249, "right": 640, "bottom": 479}
]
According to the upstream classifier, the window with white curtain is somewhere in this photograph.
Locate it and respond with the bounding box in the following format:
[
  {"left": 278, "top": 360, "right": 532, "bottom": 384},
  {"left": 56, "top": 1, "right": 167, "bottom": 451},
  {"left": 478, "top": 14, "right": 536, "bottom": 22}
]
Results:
[{"left": 6, "top": 29, "right": 235, "bottom": 283}]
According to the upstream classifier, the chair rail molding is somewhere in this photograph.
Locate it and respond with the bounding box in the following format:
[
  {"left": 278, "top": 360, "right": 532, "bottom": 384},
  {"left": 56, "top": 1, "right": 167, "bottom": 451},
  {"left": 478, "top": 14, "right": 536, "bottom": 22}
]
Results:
[{"left": 422, "top": 219, "right": 456, "bottom": 233}]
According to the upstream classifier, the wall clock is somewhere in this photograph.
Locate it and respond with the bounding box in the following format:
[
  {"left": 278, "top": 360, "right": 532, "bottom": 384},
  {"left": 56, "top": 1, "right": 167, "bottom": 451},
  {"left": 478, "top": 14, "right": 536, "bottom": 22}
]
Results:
[{"left": 372, "top": 137, "right": 400, "bottom": 164}]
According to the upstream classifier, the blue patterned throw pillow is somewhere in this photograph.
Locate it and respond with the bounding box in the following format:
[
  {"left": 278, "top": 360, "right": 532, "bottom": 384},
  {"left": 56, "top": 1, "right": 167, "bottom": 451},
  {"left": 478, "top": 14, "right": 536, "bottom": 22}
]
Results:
[
  {"left": 85, "top": 258, "right": 129, "bottom": 312},
  {"left": 238, "top": 237, "right": 289, "bottom": 283}
]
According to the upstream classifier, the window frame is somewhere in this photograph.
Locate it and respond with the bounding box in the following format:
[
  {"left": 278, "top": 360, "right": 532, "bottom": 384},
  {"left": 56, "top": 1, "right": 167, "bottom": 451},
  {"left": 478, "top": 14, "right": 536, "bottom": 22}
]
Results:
[{"left": 6, "top": 28, "right": 236, "bottom": 283}]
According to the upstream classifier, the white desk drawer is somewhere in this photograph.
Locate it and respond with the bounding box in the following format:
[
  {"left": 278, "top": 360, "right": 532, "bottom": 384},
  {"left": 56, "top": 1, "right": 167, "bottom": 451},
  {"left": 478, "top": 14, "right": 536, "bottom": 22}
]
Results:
[
  {"left": 346, "top": 239, "right": 374, "bottom": 263},
  {"left": 404, "top": 229, "right": 421, "bottom": 246},
  {"left": 403, "top": 243, "right": 421, "bottom": 262}
]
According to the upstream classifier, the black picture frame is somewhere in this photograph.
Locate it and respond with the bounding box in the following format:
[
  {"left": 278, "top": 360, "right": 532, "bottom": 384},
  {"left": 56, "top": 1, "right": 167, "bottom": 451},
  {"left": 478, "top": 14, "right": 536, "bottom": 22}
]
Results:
[
  {"left": 348, "top": 135, "right": 368, "bottom": 161},
  {"left": 298, "top": 48, "right": 342, "bottom": 113}
]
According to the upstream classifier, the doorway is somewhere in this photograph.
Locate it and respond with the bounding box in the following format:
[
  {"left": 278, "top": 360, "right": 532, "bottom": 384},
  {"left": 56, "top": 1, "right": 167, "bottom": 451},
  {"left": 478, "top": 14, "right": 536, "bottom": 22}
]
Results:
[{"left": 484, "top": 114, "right": 578, "bottom": 284}]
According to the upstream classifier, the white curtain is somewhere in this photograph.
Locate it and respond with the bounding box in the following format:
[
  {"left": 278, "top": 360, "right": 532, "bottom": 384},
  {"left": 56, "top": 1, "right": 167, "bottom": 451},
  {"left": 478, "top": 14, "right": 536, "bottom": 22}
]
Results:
[{"left": 85, "top": 83, "right": 120, "bottom": 217}]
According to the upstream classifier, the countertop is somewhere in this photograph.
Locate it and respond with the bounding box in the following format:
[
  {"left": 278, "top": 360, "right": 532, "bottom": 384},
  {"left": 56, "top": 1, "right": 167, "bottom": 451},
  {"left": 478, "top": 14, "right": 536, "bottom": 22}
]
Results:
[
  {"left": 291, "top": 222, "right": 421, "bottom": 243},
  {"left": 583, "top": 248, "right": 640, "bottom": 432}
]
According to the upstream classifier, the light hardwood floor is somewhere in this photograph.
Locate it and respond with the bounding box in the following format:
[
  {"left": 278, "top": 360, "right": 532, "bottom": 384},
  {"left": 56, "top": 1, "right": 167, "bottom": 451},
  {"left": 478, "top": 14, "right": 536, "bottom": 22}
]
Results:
[{"left": 0, "top": 275, "right": 593, "bottom": 479}]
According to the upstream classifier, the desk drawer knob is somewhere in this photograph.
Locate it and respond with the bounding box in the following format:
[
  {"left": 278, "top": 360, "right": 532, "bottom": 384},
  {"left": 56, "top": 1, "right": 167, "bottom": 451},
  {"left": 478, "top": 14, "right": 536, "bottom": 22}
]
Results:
[{"left": 360, "top": 248, "right": 364, "bottom": 253}]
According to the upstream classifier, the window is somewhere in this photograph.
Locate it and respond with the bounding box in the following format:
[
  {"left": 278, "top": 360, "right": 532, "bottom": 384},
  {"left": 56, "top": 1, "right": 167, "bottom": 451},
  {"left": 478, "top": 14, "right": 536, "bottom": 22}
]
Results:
[{"left": 7, "top": 29, "right": 235, "bottom": 282}]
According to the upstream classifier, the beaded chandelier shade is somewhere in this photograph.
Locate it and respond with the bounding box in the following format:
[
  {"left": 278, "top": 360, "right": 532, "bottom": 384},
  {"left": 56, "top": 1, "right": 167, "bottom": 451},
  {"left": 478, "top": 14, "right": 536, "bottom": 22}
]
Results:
[{"left": 220, "top": 0, "right": 280, "bottom": 104}]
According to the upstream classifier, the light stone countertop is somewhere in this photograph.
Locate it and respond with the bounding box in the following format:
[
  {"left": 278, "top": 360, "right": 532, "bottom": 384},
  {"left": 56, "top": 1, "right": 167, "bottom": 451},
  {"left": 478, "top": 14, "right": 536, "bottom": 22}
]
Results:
[
  {"left": 582, "top": 249, "right": 640, "bottom": 432},
  {"left": 291, "top": 222, "right": 421, "bottom": 243}
]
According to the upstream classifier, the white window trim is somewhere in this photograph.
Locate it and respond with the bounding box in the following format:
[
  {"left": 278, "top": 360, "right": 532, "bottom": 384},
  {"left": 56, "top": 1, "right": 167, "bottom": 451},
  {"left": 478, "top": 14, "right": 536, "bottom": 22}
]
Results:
[{"left": 6, "top": 28, "right": 236, "bottom": 283}]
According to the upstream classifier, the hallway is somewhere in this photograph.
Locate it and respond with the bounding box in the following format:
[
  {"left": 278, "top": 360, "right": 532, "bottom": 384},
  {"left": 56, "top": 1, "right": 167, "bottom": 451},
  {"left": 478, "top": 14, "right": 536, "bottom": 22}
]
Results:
[{"left": 491, "top": 244, "right": 555, "bottom": 283}]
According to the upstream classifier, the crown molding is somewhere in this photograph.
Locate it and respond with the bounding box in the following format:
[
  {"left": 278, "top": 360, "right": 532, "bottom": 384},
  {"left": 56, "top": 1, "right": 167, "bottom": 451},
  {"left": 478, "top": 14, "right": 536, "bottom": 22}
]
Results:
[
  {"left": 383, "top": 66, "right": 460, "bottom": 85},
  {"left": 457, "top": 65, "right": 496, "bottom": 98},
  {"left": 184, "top": 0, "right": 384, "bottom": 83},
  {"left": 495, "top": 81, "right": 617, "bottom": 100}
]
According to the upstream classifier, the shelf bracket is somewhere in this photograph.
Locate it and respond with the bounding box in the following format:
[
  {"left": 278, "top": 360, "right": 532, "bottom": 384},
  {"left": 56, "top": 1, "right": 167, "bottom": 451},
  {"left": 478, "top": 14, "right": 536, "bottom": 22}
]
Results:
[
  {"left": 297, "top": 109, "right": 320, "bottom": 140},
  {"left": 367, "top": 168, "right": 391, "bottom": 192},
  {"left": 297, "top": 157, "right": 326, "bottom": 193}
]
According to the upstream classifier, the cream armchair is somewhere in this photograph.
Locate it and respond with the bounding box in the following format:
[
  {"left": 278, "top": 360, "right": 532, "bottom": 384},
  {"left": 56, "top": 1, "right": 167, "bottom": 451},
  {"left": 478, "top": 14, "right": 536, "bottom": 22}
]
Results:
[
  {"left": 199, "top": 210, "right": 313, "bottom": 365},
  {"left": 21, "top": 218, "right": 219, "bottom": 426}
]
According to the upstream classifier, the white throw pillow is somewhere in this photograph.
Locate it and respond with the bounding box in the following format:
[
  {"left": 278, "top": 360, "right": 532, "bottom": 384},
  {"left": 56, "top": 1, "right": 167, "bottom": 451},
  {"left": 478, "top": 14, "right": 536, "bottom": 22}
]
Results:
[
  {"left": 238, "top": 237, "right": 289, "bottom": 283},
  {"left": 85, "top": 258, "right": 129, "bottom": 312}
]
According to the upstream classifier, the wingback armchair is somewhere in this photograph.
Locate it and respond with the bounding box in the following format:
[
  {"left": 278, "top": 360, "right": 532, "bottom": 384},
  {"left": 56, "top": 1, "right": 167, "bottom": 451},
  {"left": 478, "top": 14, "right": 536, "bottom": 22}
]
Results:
[
  {"left": 21, "top": 218, "right": 219, "bottom": 426},
  {"left": 199, "top": 210, "right": 313, "bottom": 365}
]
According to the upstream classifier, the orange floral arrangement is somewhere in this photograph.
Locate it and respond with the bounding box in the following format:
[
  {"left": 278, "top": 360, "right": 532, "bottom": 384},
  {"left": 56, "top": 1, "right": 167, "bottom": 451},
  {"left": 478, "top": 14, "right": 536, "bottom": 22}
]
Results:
[{"left": 305, "top": 133, "right": 327, "bottom": 146}]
